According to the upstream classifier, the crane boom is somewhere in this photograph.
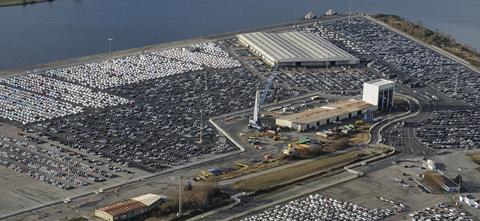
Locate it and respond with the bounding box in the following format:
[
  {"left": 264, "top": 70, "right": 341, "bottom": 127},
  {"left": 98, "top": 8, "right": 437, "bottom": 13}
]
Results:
[
  {"left": 258, "top": 66, "right": 278, "bottom": 110},
  {"left": 249, "top": 65, "right": 279, "bottom": 130}
]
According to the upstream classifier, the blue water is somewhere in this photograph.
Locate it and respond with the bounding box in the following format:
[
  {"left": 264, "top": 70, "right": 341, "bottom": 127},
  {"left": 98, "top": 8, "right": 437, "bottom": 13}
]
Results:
[{"left": 0, "top": 0, "right": 478, "bottom": 70}]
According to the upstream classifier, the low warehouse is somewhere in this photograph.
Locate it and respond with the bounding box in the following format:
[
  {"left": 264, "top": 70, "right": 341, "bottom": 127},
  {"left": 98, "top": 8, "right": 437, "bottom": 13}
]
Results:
[
  {"left": 276, "top": 99, "right": 376, "bottom": 132},
  {"left": 95, "top": 193, "right": 166, "bottom": 221},
  {"left": 237, "top": 31, "right": 359, "bottom": 67}
]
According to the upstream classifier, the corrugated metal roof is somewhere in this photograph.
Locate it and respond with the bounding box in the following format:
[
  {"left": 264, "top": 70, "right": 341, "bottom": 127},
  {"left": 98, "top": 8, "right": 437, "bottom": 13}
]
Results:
[
  {"left": 277, "top": 99, "right": 374, "bottom": 124},
  {"left": 237, "top": 31, "right": 358, "bottom": 64},
  {"left": 96, "top": 200, "right": 147, "bottom": 217},
  {"left": 131, "top": 193, "right": 165, "bottom": 206}
]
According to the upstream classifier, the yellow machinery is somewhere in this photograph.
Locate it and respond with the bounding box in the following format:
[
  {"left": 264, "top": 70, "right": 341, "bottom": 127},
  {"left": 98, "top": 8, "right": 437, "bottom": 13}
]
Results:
[
  {"left": 283, "top": 143, "right": 310, "bottom": 155},
  {"left": 235, "top": 161, "right": 249, "bottom": 169}
]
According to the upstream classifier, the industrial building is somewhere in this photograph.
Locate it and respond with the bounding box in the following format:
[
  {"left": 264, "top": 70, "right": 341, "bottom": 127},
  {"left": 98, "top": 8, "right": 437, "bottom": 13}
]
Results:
[
  {"left": 362, "top": 79, "right": 395, "bottom": 110},
  {"left": 276, "top": 78, "right": 395, "bottom": 131},
  {"left": 95, "top": 193, "right": 166, "bottom": 221},
  {"left": 237, "top": 31, "right": 359, "bottom": 67},
  {"left": 276, "top": 99, "right": 376, "bottom": 132}
]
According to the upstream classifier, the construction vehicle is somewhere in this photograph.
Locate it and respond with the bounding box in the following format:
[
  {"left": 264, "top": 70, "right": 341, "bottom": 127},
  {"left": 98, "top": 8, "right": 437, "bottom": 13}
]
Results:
[
  {"left": 283, "top": 142, "right": 311, "bottom": 156},
  {"left": 198, "top": 167, "right": 223, "bottom": 180},
  {"left": 249, "top": 65, "right": 279, "bottom": 130},
  {"left": 235, "top": 161, "right": 249, "bottom": 169},
  {"left": 282, "top": 137, "right": 313, "bottom": 156}
]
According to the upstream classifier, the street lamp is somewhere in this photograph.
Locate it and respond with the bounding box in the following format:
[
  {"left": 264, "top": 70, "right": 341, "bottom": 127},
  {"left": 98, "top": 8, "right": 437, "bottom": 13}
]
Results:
[
  {"left": 456, "top": 167, "right": 462, "bottom": 205},
  {"left": 107, "top": 38, "right": 114, "bottom": 57}
]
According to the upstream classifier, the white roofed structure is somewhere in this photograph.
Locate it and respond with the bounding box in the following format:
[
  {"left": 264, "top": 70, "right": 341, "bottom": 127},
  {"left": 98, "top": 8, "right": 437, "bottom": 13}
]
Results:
[
  {"left": 131, "top": 193, "right": 166, "bottom": 206},
  {"left": 237, "top": 31, "right": 359, "bottom": 67}
]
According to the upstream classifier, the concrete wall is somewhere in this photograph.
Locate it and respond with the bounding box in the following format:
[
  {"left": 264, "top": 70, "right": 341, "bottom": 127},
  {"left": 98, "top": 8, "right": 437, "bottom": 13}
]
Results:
[
  {"left": 363, "top": 80, "right": 395, "bottom": 110},
  {"left": 362, "top": 83, "right": 380, "bottom": 106},
  {"left": 276, "top": 119, "right": 293, "bottom": 128}
]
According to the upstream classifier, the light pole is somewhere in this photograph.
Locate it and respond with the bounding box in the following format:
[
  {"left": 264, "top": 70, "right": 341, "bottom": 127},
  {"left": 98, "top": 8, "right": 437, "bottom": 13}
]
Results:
[
  {"left": 107, "top": 38, "right": 114, "bottom": 57},
  {"left": 177, "top": 176, "right": 184, "bottom": 217},
  {"left": 348, "top": 0, "right": 352, "bottom": 24}
]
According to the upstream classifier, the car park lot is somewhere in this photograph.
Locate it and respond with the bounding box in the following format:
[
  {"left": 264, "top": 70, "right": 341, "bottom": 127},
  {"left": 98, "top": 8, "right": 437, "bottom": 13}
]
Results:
[
  {"left": 267, "top": 67, "right": 376, "bottom": 95},
  {"left": 1, "top": 15, "right": 480, "bottom": 220},
  {"left": 31, "top": 67, "right": 301, "bottom": 171},
  {"left": 318, "top": 162, "right": 450, "bottom": 220},
  {"left": 417, "top": 109, "right": 480, "bottom": 150},
  {"left": 241, "top": 194, "right": 396, "bottom": 221},
  {"left": 409, "top": 203, "right": 473, "bottom": 221},
  {"left": 301, "top": 17, "right": 480, "bottom": 108},
  {"left": 0, "top": 123, "right": 149, "bottom": 215}
]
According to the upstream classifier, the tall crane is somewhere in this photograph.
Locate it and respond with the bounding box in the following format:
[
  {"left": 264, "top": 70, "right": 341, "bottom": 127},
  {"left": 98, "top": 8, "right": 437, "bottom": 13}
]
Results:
[{"left": 249, "top": 65, "right": 279, "bottom": 130}]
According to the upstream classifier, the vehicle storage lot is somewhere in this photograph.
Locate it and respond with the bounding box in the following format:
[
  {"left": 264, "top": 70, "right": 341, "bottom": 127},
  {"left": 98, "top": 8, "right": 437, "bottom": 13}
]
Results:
[
  {"left": 0, "top": 15, "right": 480, "bottom": 220},
  {"left": 417, "top": 109, "right": 480, "bottom": 150},
  {"left": 318, "top": 164, "right": 448, "bottom": 220},
  {"left": 241, "top": 194, "right": 395, "bottom": 221},
  {"left": 270, "top": 67, "right": 376, "bottom": 95},
  {"left": 301, "top": 17, "right": 480, "bottom": 108},
  {"left": 32, "top": 67, "right": 300, "bottom": 171},
  {"left": 0, "top": 123, "right": 149, "bottom": 215}
]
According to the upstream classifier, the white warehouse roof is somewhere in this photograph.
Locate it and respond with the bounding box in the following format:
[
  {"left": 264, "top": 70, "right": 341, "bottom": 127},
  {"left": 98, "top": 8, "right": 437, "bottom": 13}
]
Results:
[
  {"left": 237, "top": 31, "right": 359, "bottom": 66},
  {"left": 364, "top": 79, "right": 395, "bottom": 87},
  {"left": 131, "top": 193, "right": 166, "bottom": 206}
]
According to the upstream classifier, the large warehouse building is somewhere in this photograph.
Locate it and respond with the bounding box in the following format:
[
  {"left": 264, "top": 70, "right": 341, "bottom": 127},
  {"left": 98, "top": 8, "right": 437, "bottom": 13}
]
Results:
[
  {"left": 276, "top": 99, "right": 376, "bottom": 132},
  {"left": 237, "top": 31, "right": 359, "bottom": 67}
]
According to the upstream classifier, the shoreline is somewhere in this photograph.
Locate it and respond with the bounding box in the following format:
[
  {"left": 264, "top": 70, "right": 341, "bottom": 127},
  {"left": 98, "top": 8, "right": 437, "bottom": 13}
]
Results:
[
  {"left": 0, "top": 15, "right": 347, "bottom": 78},
  {"left": 0, "top": 13, "right": 478, "bottom": 78},
  {"left": 0, "top": 0, "right": 53, "bottom": 7},
  {"left": 373, "top": 14, "right": 480, "bottom": 69}
]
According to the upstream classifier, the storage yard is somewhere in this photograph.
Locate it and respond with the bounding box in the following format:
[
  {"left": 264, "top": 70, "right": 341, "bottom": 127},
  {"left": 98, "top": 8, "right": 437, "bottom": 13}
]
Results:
[
  {"left": 241, "top": 194, "right": 395, "bottom": 221},
  {"left": 0, "top": 13, "right": 480, "bottom": 221},
  {"left": 417, "top": 109, "right": 480, "bottom": 150}
]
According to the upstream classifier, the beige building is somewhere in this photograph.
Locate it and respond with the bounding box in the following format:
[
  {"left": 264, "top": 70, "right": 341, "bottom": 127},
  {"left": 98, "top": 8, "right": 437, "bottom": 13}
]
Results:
[
  {"left": 276, "top": 99, "right": 376, "bottom": 132},
  {"left": 95, "top": 193, "right": 166, "bottom": 221}
]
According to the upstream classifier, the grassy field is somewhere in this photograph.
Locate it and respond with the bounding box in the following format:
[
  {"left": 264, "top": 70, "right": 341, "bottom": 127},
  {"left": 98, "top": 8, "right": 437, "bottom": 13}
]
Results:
[
  {"left": 468, "top": 153, "right": 480, "bottom": 165},
  {"left": 373, "top": 14, "right": 480, "bottom": 68},
  {"left": 0, "top": 0, "right": 50, "bottom": 7},
  {"left": 231, "top": 149, "right": 376, "bottom": 192}
]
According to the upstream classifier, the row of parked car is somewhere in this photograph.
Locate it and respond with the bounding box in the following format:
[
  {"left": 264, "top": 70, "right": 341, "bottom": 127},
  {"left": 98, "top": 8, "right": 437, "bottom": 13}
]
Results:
[
  {"left": 306, "top": 17, "right": 480, "bottom": 108},
  {"left": 0, "top": 135, "right": 122, "bottom": 190},
  {"left": 409, "top": 203, "right": 472, "bottom": 221},
  {"left": 0, "top": 84, "right": 83, "bottom": 124},
  {"left": 1, "top": 73, "right": 130, "bottom": 108},
  {"left": 417, "top": 109, "right": 480, "bottom": 150},
  {"left": 242, "top": 194, "right": 394, "bottom": 221},
  {"left": 44, "top": 42, "right": 239, "bottom": 89}
]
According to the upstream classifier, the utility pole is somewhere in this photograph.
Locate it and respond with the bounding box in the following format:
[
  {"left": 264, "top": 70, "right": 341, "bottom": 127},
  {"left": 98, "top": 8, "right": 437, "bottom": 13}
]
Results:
[
  {"left": 454, "top": 67, "right": 459, "bottom": 96},
  {"left": 177, "top": 176, "right": 183, "bottom": 217},
  {"left": 456, "top": 167, "right": 462, "bottom": 205},
  {"left": 107, "top": 38, "right": 114, "bottom": 57},
  {"left": 197, "top": 110, "right": 203, "bottom": 144},
  {"left": 348, "top": 0, "right": 352, "bottom": 24}
]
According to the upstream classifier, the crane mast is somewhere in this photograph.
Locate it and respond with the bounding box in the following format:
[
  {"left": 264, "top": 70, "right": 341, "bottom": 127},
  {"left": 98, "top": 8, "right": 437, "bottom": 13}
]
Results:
[{"left": 249, "top": 65, "right": 278, "bottom": 130}]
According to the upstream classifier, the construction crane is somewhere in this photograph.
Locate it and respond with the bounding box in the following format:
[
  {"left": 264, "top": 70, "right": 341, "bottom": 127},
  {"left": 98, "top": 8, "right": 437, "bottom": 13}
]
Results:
[{"left": 249, "top": 65, "right": 279, "bottom": 130}]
